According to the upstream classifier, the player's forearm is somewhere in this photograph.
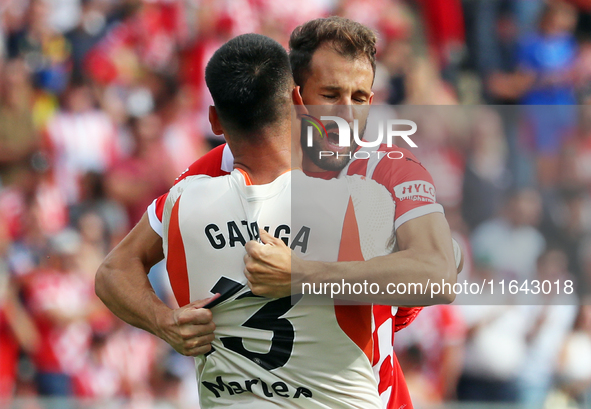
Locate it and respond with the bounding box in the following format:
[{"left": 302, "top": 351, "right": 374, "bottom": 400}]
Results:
[
  {"left": 97, "top": 240, "right": 220, "bottom": 357},
  {"left": 95, "top": 252, "right": 171, "bottom": 337},
  {"left": 296, "top": 247, "right": 457, "bottom": 305},
  {"left": 95, "top": 213, "right": 171, "bottom": 338}
]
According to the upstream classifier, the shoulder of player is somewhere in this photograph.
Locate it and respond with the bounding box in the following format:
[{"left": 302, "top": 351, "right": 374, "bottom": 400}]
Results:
[
  {"left": 168, "top": 174, "right": 222, "bottom": 201},
  {"left": 176, "top": 173, "right": 231, "bottom": 192},
  {"left": 173, "top": 144, "right": 230, "bottom": 184},
  {"left": 367, "top": 144, "right": 426, "bottom": 175}
]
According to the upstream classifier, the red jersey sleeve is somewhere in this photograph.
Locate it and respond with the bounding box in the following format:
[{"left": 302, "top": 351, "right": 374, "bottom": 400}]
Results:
[
  {"left": 345, "top": 145, "right": 442, "bottom": 333},
  {"left": 371, "top": 148, "right": 441, "bottom": 330},
  {"left": 147, "top": 143, "right": 232, "bottom": 236},
  {"left": 369, "top": 146, "right": 443, "bottom": 230}
]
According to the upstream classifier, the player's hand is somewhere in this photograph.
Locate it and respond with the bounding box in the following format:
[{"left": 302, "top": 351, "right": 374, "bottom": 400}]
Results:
[
  {"left": 158, "top": 295, "right": 219, "bottom": 357},
  {"left": 244, "top": 229, "right": 294, "bottom": 298}
]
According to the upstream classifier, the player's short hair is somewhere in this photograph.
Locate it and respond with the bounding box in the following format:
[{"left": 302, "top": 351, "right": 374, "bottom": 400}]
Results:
[
  {"left": 289, "top": 16, "right": 377, "bottom": 88},
  {"left": 205, "top": 34, "right": 293, "bottom": 134}
]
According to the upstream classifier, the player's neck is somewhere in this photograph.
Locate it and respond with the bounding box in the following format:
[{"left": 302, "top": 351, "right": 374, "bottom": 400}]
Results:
[
  {"left": 227, "top": 123, "right": 294, "bottom": 184},
  {"left": 233, "top": 145, "right": 292, "bottom": 185}
]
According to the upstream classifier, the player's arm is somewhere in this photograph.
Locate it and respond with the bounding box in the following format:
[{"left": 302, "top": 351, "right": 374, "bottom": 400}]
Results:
[
  {"left": 245, "top": 213, "right": 457, "bottom": 305},
  {"left": 336, "top": 211, "right": 457, "bottom": 305},
  {"left": 95, "top": 213, "right": 217, "bottom": 356},
  {"left": 304, "top": 152, "right": 459, "bottom": 305},
  {"left": 96, "top": 147, "right": 229, "bottom": 356},
  {"left": 246, "top": 152, "right": 459, "bottom": 305}
]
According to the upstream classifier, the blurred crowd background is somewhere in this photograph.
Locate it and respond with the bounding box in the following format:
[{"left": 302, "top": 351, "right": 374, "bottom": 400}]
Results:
[{"left": 2, "top": 0, "right": 591, "bottom": 408}]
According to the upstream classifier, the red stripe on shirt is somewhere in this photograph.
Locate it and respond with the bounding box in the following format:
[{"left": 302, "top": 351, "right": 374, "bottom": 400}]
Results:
[
  {"left": 166, "top": 196, "right": 190, "bottom": 307},
  {"left": 334, "top": 198, "right": 373, "bottom": 363}
]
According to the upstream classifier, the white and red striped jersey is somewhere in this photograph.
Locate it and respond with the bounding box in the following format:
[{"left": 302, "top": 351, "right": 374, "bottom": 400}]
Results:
[
  {"left": 162, "top": 169, "right": 395, "bottom": 408},
  {"left": 44, "top": 110, "right": 120, "bottom": 204},
  {"left": 337, "top": 145, "right": 443, "bottom": 408},
  {"left": 148, "top": 142, "right": 445, "bottom": 409},
  {"left": 24, "top": 269, "right": 94, "bottom": 375}
]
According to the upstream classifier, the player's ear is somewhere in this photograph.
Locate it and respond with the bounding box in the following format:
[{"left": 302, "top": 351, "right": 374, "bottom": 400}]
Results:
[
  {"left": 292, "top": 87, "right": 308, "bottom": 118},
  {"left": 368, "top": 92, "right": 374, "bottom": 105},
  {"left": 292, "top": 86, "right": 304, "bottom": 106},
  {"left": 208, "top": 106, "right": 224, "bottom": 135}
]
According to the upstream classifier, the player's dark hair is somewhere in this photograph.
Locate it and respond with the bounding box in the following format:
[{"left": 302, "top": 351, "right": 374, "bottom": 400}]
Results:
[
  {"left": 289, "top": 16, "right": 377, "bottom": 89},
  {"left": 205, "top": 34, "right": 293, "bottom": 135}
]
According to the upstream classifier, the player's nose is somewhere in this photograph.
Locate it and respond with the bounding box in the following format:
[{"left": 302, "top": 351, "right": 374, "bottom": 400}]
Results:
[{"left": 334, "top": 104, "right": 355, "bottom": 125}]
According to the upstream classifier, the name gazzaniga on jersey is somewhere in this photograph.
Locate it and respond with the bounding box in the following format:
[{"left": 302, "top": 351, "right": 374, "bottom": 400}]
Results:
[{"left": 205, "top": 221, "right": 311, "bottom": 253}]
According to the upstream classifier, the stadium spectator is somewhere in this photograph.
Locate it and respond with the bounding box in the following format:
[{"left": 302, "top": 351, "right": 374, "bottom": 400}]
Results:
[
  {"left": 461, "top": 107, "right": 510, "bottom": 231},
  {"left": 6, "top": 0, "right": 72, "bottom": 94},
  {"left": 471, "top": 188, "right": 546, "bottom": 281},
  {"left": 395, "top": 305, "right": 467, "bottom": 401},
  {"left": 457, "top": 304, "right": 531, "bottom": 403},
  {"left": 557, "top": 303, "right": 591, "bottom": 405},
  {"left": 74, "top": 211, "right": 109, "bottom": 280},
  {"left": 158, "top": 80, "right": 210, "bottom": 176},
  {"left": 68, "top": 171, "right": 129, "bottom": 249},
  {"left": 0, "top": 59, "right": 39, "bottom": 188},
  {"left": 543, "top": 188, "right": 591, "bottom": 296},
  {"left": 517, "top": 249, "right": 578, "bottom": 407},
  {"left": 516, "top": 2, "right": 579, "bottom": 188},
  {"left": 561, "top": 106, "right": 591, "bottom": 189},
  {"left": 44, "top": 80, "right": 121, "bottom": 205},
  {"left": 517, "top": 1, "right": 579, "bottom": 106},
  {"left": 412, "top": 110, "right": 465, "bottom": 209},
  {"left": 0, "top": 218, "right": 39, "bottom": 403},
  {"left": 21, "top": 230, "right": 95, "bottom": 398},
  {"left": 105, "top": 113, "right": 176, "bottom": 225}
]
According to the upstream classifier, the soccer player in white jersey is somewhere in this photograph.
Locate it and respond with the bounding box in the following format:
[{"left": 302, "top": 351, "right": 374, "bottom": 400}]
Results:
[{"left": 162, "top": 33, "right": 398, "bottom": 408}]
